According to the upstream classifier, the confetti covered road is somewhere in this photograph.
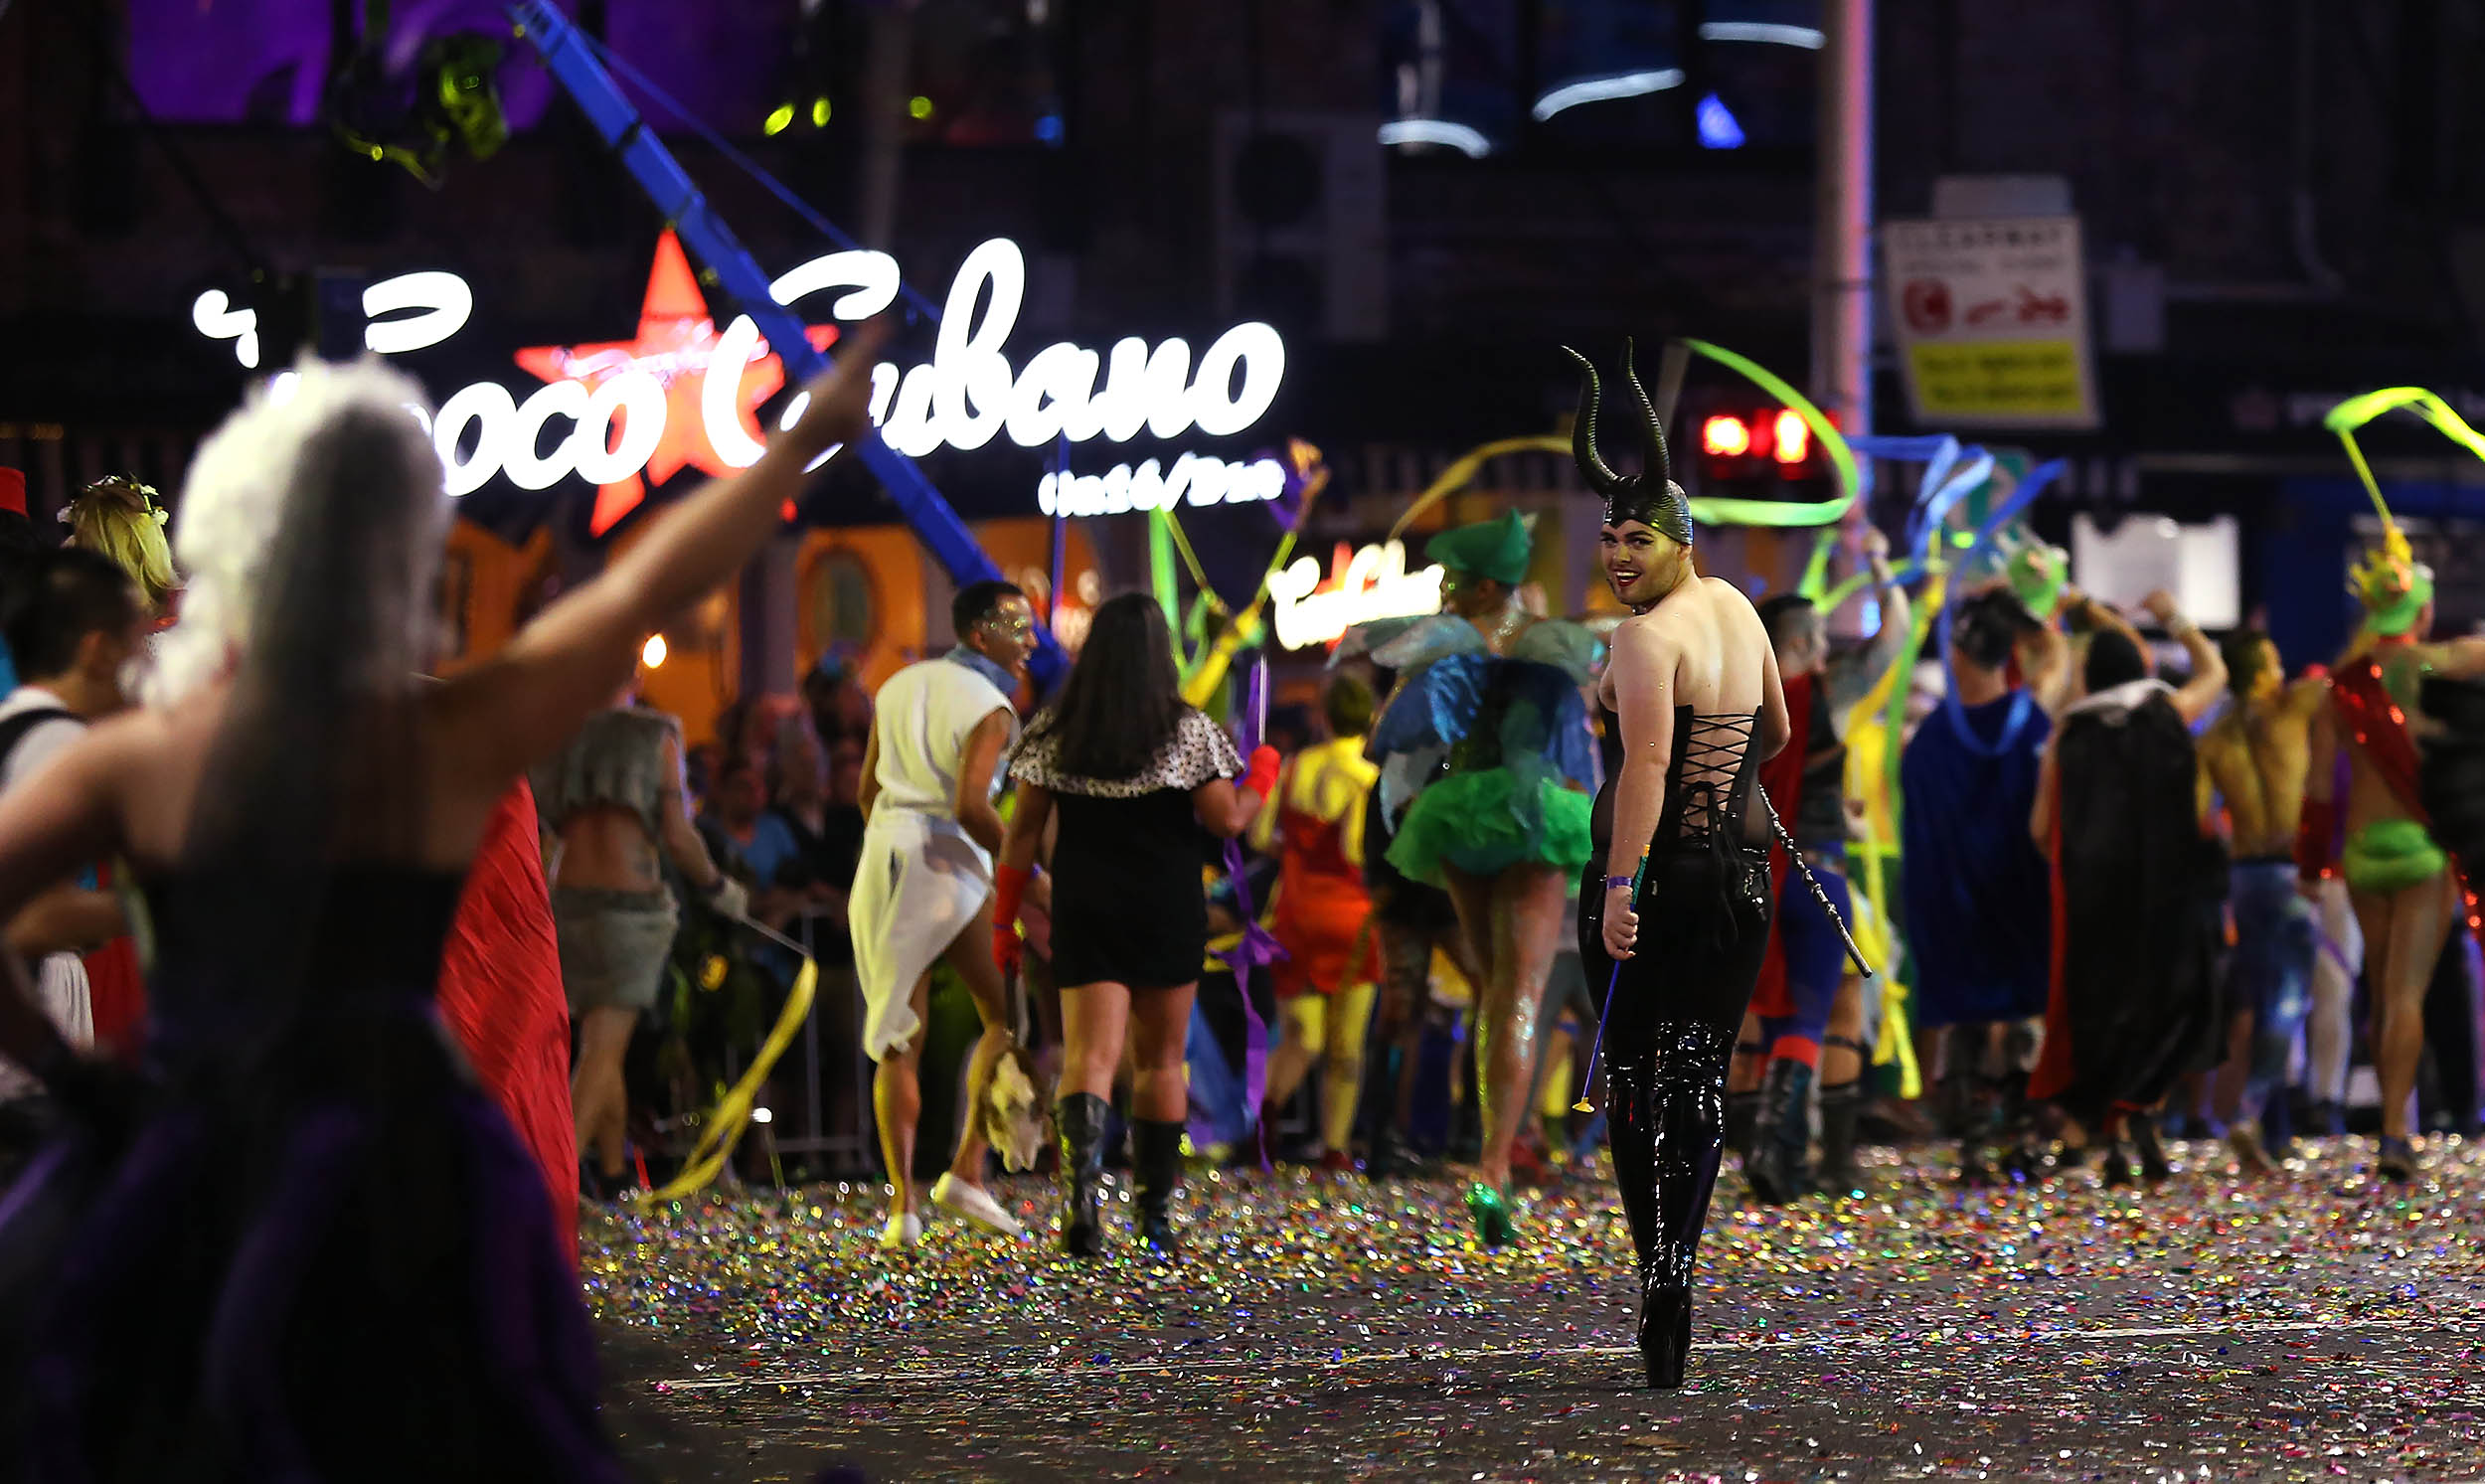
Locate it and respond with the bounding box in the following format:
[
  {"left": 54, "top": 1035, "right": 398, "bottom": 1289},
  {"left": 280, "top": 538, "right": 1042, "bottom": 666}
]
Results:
[{"left": 588, "top": 1138, "right": 2485, "bottom": 1482}]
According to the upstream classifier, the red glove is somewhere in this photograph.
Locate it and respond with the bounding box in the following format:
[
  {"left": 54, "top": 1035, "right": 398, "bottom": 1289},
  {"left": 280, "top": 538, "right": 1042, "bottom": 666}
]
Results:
[
  {"left": 1242, "top": 744, "right": 1281, "bottom": 799},
  {"left": 992, "top": 863, "right": 1030, "bottom": 971}
]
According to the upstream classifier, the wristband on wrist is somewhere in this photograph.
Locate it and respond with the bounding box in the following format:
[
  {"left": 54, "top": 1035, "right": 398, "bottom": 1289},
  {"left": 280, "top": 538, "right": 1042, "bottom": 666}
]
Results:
[{"left": 1603, "top": 874, "right": 1636, "bottom": 892}]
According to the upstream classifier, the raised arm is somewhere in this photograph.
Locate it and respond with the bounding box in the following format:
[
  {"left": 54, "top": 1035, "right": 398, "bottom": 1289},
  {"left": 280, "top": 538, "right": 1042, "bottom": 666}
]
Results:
[
  {"left": 951, "top": 710, "right": 1014, "bottom": 856},
  {"left": 1826, "top": 528, "right": 1911, "bottom": 714},
  {"left": 2428, "top": 635, "right": 2485, "bottom": 681},
  {"left": 2024, "top": 605, "right": 2075, "bottom": 717},
  {"left": 2142, "top": 589, "right": 2228, "bottom": 724},
  {"left": 445, "top": 323, "right": 890, "bottom": 777}
]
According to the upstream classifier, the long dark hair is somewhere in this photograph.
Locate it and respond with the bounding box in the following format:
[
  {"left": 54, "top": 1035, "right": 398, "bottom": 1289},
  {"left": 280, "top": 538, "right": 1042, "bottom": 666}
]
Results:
[{"left": 1032, "top": 591, "right": 1186, "bottom": 780}]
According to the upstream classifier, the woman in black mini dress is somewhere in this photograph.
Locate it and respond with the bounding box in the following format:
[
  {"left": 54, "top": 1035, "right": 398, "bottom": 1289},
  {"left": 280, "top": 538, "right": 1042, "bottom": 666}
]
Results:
[{"left": 993, "top": 594, "right": 1277, "bottom": 1258}]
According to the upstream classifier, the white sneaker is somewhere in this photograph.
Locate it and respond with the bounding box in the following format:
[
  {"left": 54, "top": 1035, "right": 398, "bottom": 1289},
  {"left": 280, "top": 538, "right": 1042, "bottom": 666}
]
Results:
[
  {"left": 930, "top": 1173, "right": 1026, "bottom": 1237},
  {"left": 878, "top": 1211, "right": 922, "bottom": 1249}
]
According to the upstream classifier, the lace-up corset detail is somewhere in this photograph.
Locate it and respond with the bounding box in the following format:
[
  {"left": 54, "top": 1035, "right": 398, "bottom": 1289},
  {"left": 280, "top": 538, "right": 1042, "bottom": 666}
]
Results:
[{"left": 1666, "top": 709, "right": 1761, "bottom": 846}]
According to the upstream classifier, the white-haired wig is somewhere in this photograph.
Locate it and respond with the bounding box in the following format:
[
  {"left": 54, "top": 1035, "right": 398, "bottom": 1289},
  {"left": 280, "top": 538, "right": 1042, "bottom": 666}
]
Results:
[{"left": 147, "top": 357, "right": 445, "bottom": 708}]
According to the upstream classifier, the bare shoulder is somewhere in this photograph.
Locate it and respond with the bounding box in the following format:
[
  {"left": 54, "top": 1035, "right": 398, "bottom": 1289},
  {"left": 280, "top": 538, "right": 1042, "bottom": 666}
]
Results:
[
  {"left": 1610, "top": 608, "right": 1681, "bottom": 657},
  {"left": 1700, "top": 574, "right": 1751, "bottom": 605}
]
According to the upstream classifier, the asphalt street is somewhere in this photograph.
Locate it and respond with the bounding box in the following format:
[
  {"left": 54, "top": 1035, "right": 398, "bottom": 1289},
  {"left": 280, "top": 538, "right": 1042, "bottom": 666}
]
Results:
[{"left": 591, "top": 1137, "right": 2485, "bottom": 1482}]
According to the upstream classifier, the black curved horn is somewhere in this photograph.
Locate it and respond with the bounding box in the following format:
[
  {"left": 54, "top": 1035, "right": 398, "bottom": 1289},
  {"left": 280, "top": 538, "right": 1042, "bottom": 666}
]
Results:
[
  {"left": 1619, "top": 336, "right": 1670, "bottom": 489},
  {"left": 1563, "top": 345, "right": 1623, "bottom": 493}
]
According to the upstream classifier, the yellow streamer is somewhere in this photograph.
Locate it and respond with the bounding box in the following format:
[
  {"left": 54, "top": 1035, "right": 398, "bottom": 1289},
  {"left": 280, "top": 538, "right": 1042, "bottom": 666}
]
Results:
[
  {"left": 634, "top": 955, "right": 818, "bottom": 1206},
  {"left": 1180, "top": 440, "right": 1330, "bottom": 707},
  {"left": 2323, "top": 386, "right": 2485, "bottom": 534},
  {"left": 1384, "top": 435, "right": 1573, "bottom": 547}
]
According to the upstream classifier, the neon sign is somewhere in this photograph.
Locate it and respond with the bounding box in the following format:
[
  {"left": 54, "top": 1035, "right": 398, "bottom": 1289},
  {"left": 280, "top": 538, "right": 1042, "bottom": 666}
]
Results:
[
  {"left": 1266, "top": 541, "right": 1445, "bottom": 651},
  {"left": 189, "top": 237, "right": 1288, "bottom": 517},
  {"left": 1038, "top": 453, "right": 1284, "bottom": 517}
]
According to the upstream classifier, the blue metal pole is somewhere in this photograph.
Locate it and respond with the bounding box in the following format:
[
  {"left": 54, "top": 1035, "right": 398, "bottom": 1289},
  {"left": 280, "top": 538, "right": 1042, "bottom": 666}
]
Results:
[{"left": 507, "top": 0, "right": 1066, "bottom": 690}]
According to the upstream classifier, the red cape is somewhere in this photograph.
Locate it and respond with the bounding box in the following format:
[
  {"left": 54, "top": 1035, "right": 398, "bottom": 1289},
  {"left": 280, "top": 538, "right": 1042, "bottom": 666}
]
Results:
[
  {"left": 437, "top": 779, "right": 578, "bottom": 1259},
  {"left": 1749, "top": 671, "right": 1818, "bottom": 1020}
]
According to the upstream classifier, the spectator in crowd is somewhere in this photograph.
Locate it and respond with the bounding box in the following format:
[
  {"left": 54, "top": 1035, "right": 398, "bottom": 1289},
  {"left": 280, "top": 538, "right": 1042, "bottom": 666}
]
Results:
[
  {"left": 701, "top": 753, "right": 803, "bottom": 905},
  {"left": 1252, "top": 673, "right": 1385, "bottom": 1171},
  {"left": 61, "top": 476, "right": 178, "bottom": 620},
  {"left": 769, "top": 713, "right": 865, "bottom": 941},
  {"left": 0, "top": 550, "right": 143, "bottom": 1169},
  {"left": 804, "top": 650, "right": 877, "bottom": 756},
  {"left": 0, "top": 469, "right": 43, "bottom": 765},
  {"left": 536, "top": 685, "right": 746, "bottom": 1197}
]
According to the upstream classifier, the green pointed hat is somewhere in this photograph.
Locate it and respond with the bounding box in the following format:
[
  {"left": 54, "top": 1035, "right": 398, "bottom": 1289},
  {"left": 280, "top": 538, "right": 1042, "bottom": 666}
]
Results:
[{"left": 1426, "top": 509, "right": 1533, "bottom": 586}]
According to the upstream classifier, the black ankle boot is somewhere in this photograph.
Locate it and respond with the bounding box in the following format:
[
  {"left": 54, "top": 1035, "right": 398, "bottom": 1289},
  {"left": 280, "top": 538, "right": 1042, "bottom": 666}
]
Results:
[
  {"left": 1132, "top": 1119, "right": 1184, "bottom": 1259},
  {"left": 1605, "top": 1022, "right": 1735, "bottom": 1391},
  {"left": 1723, "top": 1088, "right": 1760, "bottom": 1159},
  {"left": 2128, "top": 1111, "right": 2171, "bottom": 1184},
  {"left": 1816, "top": 1078, "right": 1865, "bottom": 1195},
  {"left": 1744, "top": 1059, "right": 1816, "bottom": 1206},
  {"left": 1055, "top": 1093, "right": 1110, "bottom": 1256}
]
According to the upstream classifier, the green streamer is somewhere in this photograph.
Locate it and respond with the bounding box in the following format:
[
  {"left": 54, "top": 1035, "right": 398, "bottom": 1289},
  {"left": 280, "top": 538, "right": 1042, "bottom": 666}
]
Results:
[{"left": 1676, "top": 338, "right": 1862, "bottom": 527}]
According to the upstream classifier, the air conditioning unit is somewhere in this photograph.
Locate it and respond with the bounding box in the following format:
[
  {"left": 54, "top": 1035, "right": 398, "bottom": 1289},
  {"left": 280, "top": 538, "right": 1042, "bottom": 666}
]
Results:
[{"left": 1212, "top": 110, "right": 1388, "bottom": 343}]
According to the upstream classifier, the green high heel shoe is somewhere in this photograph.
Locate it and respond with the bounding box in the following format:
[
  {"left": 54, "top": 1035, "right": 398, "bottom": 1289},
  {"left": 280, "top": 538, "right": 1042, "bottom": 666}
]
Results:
[{"left": 1465, "top": 1181, "right": 1515, "bottom": 1249}]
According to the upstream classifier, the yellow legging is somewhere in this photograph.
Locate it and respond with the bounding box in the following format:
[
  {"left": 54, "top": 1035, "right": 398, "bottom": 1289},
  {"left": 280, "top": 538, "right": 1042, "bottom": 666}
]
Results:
[{"left": 1275, "top": 981, "right": 1380, "bottom": 1153}]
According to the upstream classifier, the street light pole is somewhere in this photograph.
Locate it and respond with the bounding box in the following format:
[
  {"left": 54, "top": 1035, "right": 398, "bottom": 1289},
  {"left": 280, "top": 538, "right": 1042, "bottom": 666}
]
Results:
[{"left": 1812, "top": 0, "right": 1875, "bottom": 473}]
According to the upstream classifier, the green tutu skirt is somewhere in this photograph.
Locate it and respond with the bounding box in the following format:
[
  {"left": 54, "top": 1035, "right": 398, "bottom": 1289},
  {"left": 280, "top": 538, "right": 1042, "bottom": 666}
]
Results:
[{"left": 1385, "top": 767, "right": 1593, "bottom": 888}]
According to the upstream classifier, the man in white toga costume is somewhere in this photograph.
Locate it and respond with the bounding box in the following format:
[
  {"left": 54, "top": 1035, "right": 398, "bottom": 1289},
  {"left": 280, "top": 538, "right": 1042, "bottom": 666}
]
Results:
[{"left": 854, "top": 579, "right": 1039, "bottom": 1247}]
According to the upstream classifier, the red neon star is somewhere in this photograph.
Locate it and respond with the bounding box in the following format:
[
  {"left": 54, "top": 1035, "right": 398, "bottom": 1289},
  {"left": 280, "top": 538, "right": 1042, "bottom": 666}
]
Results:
[{"left": 516, "top": 231, "right": 837, "bottom": 536}]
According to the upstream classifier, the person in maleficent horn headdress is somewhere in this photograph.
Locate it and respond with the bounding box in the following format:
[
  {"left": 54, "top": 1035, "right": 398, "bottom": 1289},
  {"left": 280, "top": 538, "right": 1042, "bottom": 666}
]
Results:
[
  {"left": 2299, "top": 528, "right": 2485, "bottom": 1182},
  {"left": 1345, "top": 511, "right": 1600, "bottom": 1245},
  {"left": 1566, "top": 341, "right": 1789, "bottom": 1389}
]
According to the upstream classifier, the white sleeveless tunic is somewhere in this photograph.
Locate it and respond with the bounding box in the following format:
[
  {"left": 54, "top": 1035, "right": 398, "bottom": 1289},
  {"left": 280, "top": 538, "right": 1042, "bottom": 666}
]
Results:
[{"left": 850, "top": 657, "right": 1018, "bottom": 1062}]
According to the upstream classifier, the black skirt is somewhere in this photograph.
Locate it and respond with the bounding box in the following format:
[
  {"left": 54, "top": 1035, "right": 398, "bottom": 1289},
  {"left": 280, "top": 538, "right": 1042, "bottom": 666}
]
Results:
[{"left": 1051, "top": 789, "right": 1217, "bottom": 991}]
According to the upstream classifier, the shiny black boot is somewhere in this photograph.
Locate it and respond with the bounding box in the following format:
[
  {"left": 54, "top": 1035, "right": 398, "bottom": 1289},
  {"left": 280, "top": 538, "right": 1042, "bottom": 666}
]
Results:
[
  {"left": 1604, "top": 1021, "right": 1735, "bottom": 1391},
  {"left": 1744, "top": 1059, "right": 1816, "bottom": 1206},
  {"left": 1055, "top": 1093, "right": 1110, "bottom": 1257},
  {"left": 1132, "top": 1118, "right": 1184, "bottom": 1260}
]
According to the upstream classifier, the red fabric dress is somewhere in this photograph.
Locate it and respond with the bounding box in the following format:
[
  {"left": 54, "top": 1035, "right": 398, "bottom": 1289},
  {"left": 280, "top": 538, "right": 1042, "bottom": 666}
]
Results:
[
  {"left": 1266, "top": 741, "right": 1385, "bottom": 999},
  {"left": 81, "top": 863, "right": 146, "bottom": 1056},
  {"left": 436, "top": 779, "right": 578, "bottom": 1257}
]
